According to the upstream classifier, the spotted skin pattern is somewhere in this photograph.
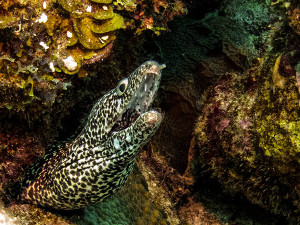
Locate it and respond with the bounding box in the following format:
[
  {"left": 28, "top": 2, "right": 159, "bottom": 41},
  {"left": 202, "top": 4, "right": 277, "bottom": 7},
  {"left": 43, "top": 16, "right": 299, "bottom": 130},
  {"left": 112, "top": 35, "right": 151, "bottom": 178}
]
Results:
[{"left": 20, "top": 61, "right": 163, "bottom": 210}]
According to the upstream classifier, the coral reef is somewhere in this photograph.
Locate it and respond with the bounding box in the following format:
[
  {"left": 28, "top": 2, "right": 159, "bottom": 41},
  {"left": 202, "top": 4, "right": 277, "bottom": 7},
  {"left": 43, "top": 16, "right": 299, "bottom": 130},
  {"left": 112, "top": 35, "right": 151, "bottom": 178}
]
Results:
[
  {"left": 148, "top": 0, "right": 278, "bottom": 178},
  {"left": 3, "top": 0, "right": 300, "bottom": 224},
  {"left": 132, "top": 0, "right": 187, "bottom": 35},
  {"left": 193, "top": 28, "right": 300, "bottom": 223},
  {"left": 287, "top": 1, "right": 300, "bottom": 36},
  {"left": 0, "top": 0, "right": 124, "bottom": 114}
]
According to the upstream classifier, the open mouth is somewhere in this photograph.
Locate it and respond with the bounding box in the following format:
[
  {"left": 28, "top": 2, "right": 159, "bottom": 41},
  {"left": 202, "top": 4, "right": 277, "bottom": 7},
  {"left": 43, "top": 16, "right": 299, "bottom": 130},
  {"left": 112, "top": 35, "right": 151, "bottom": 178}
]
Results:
[{"left": 111, "top": 70, "right": 161, "bottom": 133}]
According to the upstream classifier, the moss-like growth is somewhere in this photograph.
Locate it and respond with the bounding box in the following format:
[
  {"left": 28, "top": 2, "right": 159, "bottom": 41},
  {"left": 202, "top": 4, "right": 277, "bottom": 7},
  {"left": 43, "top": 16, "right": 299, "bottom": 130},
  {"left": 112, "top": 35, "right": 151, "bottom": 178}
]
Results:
[
  {"left": 194, "top": 48, "right": 300, "bottom": 222},
  {"left": 190, "top": 2, "right": 300, "bottom": 222}
]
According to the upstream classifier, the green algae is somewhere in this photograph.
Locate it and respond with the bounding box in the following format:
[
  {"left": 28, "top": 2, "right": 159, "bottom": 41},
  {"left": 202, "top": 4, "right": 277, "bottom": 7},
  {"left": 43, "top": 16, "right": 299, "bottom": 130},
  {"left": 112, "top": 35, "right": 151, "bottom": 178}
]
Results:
[
  {"left": 92, "top": 5, "right": 115, "bottom": 20},
  {"left": 58, "top": 0, "right": 82, "bottom": 13}
]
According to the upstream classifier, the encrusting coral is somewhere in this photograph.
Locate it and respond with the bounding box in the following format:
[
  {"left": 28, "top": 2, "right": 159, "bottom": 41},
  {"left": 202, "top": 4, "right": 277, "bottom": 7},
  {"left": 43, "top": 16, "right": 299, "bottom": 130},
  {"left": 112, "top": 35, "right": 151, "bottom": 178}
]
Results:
[
  {"left": 190, "top": 1, "right": 300, "bottom": 223},
  {"left": 193, "top": 49, "right": 300, "bottom": 223},
  {"left": 0, "top": 0, "right": 125, "bottom": 113},
  {"left": 0, "top": 0, "right": 186, "bottom": 116},
  {"left": 0, "top": 132, "right": 44, "bottom": 190}
]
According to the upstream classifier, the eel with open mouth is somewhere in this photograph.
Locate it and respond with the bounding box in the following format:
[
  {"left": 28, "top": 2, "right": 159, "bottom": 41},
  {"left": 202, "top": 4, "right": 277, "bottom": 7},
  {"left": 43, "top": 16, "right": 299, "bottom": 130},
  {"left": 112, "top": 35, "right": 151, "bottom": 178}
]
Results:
[{"left": 20, "top": 61, "right": 164, "bottom": 210}]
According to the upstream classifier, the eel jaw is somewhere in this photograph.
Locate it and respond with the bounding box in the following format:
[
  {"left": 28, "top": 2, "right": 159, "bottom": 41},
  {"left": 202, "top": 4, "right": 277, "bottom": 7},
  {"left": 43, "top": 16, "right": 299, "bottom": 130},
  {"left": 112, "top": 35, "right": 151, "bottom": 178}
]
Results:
[
  {"left": 111, "top": 62, "right": 163, "bottom": 133},
  {"left": 144, "top": 110, "right": 162, "bottom": 129}
]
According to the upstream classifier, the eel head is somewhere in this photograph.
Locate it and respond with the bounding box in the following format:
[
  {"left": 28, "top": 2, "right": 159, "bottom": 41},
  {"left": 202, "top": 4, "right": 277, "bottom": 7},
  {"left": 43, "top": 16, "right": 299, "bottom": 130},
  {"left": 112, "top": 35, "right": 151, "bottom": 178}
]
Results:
[{"left": 72, "top": 60, "right": 165, "bottom": 153}]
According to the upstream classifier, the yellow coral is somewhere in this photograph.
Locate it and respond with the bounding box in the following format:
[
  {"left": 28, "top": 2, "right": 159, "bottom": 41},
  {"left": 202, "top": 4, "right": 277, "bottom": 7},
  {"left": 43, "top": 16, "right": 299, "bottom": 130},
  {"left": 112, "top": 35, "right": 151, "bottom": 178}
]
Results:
[
  {"left": 0, "top": 0, "right": 126, "bottom": 111},
  {"left": 55, "top": 0, "right": 124, "bottom": 71},
  {"left": 0, "top": 0, "right": 124, "bottom": 76}
]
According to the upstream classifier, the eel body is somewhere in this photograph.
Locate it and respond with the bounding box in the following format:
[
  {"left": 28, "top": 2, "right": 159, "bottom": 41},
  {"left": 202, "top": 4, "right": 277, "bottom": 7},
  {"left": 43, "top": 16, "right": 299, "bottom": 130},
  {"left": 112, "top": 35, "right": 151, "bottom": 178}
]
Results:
[{"left": 20, "top": 61, "right": 163, "bottom": 210}]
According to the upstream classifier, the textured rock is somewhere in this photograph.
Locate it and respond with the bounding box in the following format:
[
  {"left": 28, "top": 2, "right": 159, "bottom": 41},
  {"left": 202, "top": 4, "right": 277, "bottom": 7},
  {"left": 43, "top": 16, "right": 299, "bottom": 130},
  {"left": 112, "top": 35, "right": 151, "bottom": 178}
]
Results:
[{"left": 193, "top": 48, "right": 300, "bottom": 223}]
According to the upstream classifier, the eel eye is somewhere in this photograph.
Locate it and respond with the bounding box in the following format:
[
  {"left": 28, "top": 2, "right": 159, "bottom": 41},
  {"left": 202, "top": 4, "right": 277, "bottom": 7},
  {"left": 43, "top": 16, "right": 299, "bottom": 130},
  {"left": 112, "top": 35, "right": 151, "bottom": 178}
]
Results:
[{"left": 117, "top": 78, "right": 128, "bottom": 96}]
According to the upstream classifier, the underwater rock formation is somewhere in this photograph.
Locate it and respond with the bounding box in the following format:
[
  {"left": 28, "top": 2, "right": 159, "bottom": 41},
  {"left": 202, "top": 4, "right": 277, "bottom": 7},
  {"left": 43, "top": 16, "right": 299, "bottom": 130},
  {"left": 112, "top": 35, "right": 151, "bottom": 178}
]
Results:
[
  {"left": 149, "top": 0, "right": 278, "bottom": 179},
  {"left": 193, "top": 28, "right": 300, "bottom": 223},
  {"left": 0, "top": 132, "right": 44, "bottom": 190}
]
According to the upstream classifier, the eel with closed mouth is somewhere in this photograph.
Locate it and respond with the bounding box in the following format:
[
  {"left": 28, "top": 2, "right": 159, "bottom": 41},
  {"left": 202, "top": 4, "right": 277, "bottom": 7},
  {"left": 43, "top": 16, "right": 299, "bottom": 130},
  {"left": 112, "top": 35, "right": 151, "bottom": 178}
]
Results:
[{"left": 20, "top": 61, "right": 164, "bottom": 210}]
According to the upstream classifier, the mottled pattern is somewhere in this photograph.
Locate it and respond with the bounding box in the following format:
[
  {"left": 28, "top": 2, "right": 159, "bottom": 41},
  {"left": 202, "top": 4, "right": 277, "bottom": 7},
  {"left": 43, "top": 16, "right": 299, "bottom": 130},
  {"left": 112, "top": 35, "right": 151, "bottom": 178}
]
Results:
[{"left": 20, "top": 61, "right": 163, "bottom": 210}]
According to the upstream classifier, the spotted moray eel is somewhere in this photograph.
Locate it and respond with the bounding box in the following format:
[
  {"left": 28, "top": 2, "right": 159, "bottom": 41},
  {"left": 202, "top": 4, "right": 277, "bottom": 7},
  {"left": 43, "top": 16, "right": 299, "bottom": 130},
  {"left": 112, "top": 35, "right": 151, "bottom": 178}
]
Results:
[{"left": 20, "top": 61, "right": 164, "bottom": 210}]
